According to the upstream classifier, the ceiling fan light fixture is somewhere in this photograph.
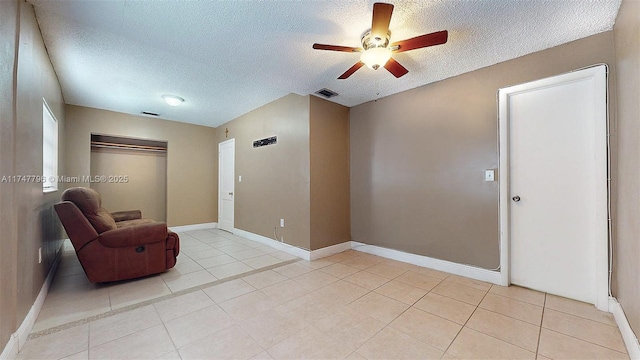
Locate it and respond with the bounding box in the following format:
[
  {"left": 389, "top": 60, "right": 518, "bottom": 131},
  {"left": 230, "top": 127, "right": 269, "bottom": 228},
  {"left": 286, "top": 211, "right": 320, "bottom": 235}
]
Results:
[
  {"left": 162, "top": 95, "right": 184, "bottom": 106},
  {"left": 360, "top": 47, "right": 392, "bottom": 70}
]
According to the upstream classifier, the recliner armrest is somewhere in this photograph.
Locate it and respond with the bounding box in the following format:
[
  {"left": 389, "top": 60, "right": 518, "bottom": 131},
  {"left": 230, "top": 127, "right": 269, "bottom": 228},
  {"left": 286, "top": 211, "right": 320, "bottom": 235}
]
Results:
[
  {"left": 98, "top": 222, "right": 168, "bottom": 248},
  {"left": 111, "top": 210, "right": 142, "bottom": 222}
]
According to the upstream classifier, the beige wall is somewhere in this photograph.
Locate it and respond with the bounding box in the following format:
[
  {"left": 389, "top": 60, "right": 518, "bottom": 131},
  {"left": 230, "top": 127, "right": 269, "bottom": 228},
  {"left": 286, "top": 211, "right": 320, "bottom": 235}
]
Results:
[
  {"left": 214, "top": 94, "right": 311, "bottom": 249},
  {"left": 350, "top": 32, "right": 616, "bottom": 269},
  {"left": 0, "top": 0, "right": 66, "bottom": 351},
  {"left": 309, "top": 96, "right": 350, "bottom": 250},
  {"left": 613, "top": 0, "right": 640, "bottom": 335},
  {"left": 64, "top": 105, "right": 216, "bottom": 227},
  {"left": 90, "top": 148, "right": 167, "bottom": 222}
]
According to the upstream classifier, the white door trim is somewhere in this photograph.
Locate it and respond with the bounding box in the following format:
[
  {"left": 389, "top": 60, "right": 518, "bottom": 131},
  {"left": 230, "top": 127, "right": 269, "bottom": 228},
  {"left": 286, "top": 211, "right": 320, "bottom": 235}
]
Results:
[{"left": 498, "top": 64, "right": 609, "bottom": 311}]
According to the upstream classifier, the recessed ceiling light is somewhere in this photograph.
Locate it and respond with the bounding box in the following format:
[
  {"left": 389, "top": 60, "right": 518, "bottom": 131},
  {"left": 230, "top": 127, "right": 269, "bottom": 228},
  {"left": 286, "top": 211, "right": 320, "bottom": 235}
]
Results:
[{"left": 162, "top": 95, "right": 184, "bottom": 106}]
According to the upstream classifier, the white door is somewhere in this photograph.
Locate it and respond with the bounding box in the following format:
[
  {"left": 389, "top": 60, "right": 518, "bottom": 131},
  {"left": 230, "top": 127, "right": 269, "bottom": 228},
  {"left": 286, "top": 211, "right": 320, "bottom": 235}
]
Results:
[
  {"left": 218, "top": 139, "right": 235, "bottom": 233},
  {"left": 499, "top": 65, "right": 608, "bottom": 309}
]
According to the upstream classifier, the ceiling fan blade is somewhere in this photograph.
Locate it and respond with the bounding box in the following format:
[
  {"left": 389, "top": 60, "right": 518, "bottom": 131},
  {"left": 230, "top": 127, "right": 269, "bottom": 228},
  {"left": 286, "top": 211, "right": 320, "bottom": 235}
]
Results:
[
  {"left": 384, "top": 57, "right": 408, "bottom": 78},
  {"left": 391, "top": 30, "right": 448, "bottom": 53},
  {"left": 313, "top": 43, "right": 360, "bottom": 52},
  {"left": 338, "top": 62, "right": 365, "bottom": 79},
  {"left": 371, "top": 3, "right": 394, "bottom": 38}
]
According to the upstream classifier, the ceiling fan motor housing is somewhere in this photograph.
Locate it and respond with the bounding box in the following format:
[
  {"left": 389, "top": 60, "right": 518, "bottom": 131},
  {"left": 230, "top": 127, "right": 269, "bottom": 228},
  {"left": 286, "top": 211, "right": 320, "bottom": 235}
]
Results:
[{"left": 361, "top": 30, "right": 392, "bottom": 69}]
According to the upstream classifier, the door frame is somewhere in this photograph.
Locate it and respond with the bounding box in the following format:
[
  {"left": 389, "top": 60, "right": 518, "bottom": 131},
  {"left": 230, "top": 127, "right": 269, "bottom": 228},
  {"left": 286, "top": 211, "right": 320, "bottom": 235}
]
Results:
[
  {"left": 218, "top": 138, "right": 235, "bottom": 232},
  {"left": 498, "top": 64, "right": 609, "bottom": 311}
]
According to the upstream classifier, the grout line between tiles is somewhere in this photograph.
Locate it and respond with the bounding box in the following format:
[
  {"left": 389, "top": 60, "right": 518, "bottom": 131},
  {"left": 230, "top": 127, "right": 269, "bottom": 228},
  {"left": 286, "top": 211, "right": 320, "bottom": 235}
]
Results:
[
  {"left": 28, "top": 258, "right": 300, "bottom": 340},
  {"left": 535, "top": 293, "right": 547, "bottom": 356}
]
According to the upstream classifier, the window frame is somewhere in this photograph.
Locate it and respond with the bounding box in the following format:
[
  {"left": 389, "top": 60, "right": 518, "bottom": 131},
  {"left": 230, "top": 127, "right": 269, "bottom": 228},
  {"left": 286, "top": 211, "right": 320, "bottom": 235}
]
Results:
[{"left": 42, "top": 99, "right": 58, "bottom": 193}]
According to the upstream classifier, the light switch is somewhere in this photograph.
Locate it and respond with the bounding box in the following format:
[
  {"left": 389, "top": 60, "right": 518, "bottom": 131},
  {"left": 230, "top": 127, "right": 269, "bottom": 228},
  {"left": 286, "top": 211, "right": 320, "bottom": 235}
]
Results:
[
  {"left": 238, "top": 175, "right": 242, "bottom": 182},
  {"left": 485, "top": 169, "right": 495, "bottom": 182}
]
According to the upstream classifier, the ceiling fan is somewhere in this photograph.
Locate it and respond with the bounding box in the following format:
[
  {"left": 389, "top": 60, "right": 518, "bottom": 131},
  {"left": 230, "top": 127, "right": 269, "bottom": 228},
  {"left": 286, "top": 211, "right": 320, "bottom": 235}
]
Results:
[{"left": 312, "top": 2, "right": 448, "bottom": 79}]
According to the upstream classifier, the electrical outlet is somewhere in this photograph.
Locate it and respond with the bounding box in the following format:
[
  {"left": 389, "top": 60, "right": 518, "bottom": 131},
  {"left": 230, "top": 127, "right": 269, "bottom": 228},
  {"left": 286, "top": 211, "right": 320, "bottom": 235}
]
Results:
[
  {"left": 280, "top": 236, "right": 284, "bottom": 242},
  {"left": 38, "top": 247, "right": 42, "bottom": 264},
  {"left": 280, "top": 218, "right": 284, "bottom": 227}
]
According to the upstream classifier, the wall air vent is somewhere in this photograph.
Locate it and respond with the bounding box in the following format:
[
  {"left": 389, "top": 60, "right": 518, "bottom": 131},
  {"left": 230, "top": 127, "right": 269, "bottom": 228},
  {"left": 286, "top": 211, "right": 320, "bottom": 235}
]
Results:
[
  {"left": 314, "top": 88, "right": 339, "bottom": 99},
  {"left": 141, "top": 111, "right": 160, "bottom": 117}
]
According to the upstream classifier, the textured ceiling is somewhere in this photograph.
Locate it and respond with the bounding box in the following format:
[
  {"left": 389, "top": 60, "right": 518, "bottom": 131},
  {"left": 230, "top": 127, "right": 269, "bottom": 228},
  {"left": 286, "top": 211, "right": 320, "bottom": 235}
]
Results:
[{"left": 30, "top": 0, "right": 621, "bottom": 128}]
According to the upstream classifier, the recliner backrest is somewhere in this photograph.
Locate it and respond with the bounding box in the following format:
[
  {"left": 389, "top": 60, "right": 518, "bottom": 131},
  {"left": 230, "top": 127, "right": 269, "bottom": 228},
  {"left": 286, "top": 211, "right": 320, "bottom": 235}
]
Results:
[{"left": 61, "top": 187, "right": 116, "bottom": 233}]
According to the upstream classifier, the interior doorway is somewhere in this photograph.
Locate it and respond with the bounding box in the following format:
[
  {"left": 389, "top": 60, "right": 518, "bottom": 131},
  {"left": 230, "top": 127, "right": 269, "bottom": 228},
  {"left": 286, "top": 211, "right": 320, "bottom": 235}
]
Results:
[
  {"left": 498, "top": 65, "right": 609, "bottom": 310},
  {"left": 218, "top": 138, "right": 235, "bottom": 233}
]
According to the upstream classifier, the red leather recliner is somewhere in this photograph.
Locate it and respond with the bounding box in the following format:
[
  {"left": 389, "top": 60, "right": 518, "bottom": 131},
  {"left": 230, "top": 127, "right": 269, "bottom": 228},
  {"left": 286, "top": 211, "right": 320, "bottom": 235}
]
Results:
[{"left": 54, "top": 187, "right": 179, "bottom": 282}]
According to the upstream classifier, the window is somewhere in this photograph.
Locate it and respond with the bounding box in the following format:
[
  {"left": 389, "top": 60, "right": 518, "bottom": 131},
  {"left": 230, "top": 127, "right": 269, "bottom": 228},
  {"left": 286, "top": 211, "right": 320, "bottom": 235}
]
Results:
[{"left": 43, "top": 100, "right": 58, "bottom": 192}]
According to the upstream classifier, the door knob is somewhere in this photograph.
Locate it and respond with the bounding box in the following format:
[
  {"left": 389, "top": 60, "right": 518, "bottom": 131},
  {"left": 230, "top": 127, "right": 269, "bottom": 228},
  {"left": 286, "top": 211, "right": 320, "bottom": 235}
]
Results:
[{"left": 512, "top": 195, "right": 521, "bottom": 202}]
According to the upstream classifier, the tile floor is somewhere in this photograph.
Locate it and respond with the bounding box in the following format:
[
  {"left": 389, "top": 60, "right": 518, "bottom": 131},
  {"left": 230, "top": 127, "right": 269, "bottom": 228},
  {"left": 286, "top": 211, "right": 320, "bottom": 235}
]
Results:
[{"left": 19, "top": 229, "right": 629, "bottom": 360}]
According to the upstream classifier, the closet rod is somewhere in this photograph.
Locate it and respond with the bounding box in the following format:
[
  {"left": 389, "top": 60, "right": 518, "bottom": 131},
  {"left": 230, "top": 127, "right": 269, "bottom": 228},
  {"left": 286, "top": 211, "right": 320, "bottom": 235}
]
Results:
[{"left": 90, "top": 141, "right": 167, "bottom": 152}]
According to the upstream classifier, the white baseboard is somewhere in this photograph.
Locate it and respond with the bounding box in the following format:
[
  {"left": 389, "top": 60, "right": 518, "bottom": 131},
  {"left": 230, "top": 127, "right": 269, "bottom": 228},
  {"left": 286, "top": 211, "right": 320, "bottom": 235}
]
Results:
[
  {"left": 351, "top": 242, "right": 502, "bottom": 285},
  {"left": 232, "top": 228, "right": 310, "bottom": 260},
  {"left": 0, "top": 245, "right": 62, "bottom": 360},
  {"left": 168, "top": 222, "right": 217, "bottom": 232},
  {"left": 309, "top": 241, "right": 352, "bottom": 260},
  {"left": 609, "top": 297, "right": 640, "bottom": 359}
]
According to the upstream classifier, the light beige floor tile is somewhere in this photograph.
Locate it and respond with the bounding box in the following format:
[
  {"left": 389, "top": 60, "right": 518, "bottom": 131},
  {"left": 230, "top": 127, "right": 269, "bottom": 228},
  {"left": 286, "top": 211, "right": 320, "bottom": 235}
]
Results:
[
  {"left": 17, "top": 324, "right": 88, "bottom": 360},
  {"left": 241, "top": 270, "right": 288, "bottom": 289},
  {"left": 164, "top": 304, "right": 235, "bottom": 348},
  {"left": 380, "top": 258, "right": 420, "bottom": 271},
  {"left": 538, "top": 328, "right": 629, "bottom": 360},
  {"left": 412, "top": 266, "right": 451, "bottom": 279},
  {"left": 343, "top": 270, "right": 389, "bottom": 290},
  {"left": 489, "top": 285, "right": 545, "bottom": 306},
  {"left": 43, "top": 274, "right": 109, "bottom": 308},
  {"left": 345, "top": 351, "right": 368, "bottom": 360},
  {"left": 109, "top": 275, "right": 172, "bottom": 309},
  {"left": 266, "top": 325, "right": 354, "bottom": 360},
  {"left": 178, "top": 325, "right": 263, "bottom": 360},
  {"left": 153, "top": 290, "right": 215, "bottom": 322},
  {"left": 203, "top": 278, "right": 256, "bottom": 303},
  {"left": 479, "top": 292, "right": 543, "bottom": 325},
  {"left": 445, "top": 274, "right": 492, "bottom": 291},
  {"left": 291, "top": 269, "right": 339, "bottom": 290},
  {"left": 238, "top": 307, "right": 310, "bottom": 348},
  {"left": 242, "top": 254, "right": 283, "bottom": 269},
  {"left": 545, "top": 294, "right": 616, "bottom": 326},
  {"left": 54, "top": 264, "right": 85, "bottom": 279},
  {"left": 413, "top": 292, "right": 476, "bottom": 325},
  {"left": 466, "top": 308, "right": 540, "bottom": 352},
  {"left": 60, "top": 350, "right": 89, "bottom": 360},
  {"left": 312, "top": 280, "right": 370, "bottom": 307},
  {"left": 445, "top": 328, "right": 536, "bottom": 360},
  {"left": 432, "top": 281, "right": 487, "bottom": 305},
  {"left": 194, "top": 254, "right": 237, "bottom": 269},
  {"left": 182, "top": 247, "right": 224, "bottom": 260},
  {"left": 160, "top": 259, "right": 204, "bottom": 279},
  {"left": 218, "top": 290, "right": 280, "bottom": 321},
  {"left": 260, "top": 278, "right": 316, "bottom": 303},
  {"left": 186, "top": 230, "right": 219, "bottom": 240},
  {"left": 346, "top": 292, "right": 409, "bottom": 324},
  {"left": 33, "top": 293, "right": 111, "bottom": 331},
  {"left": 89, "top": 305, "right": 161, "bottom": 347},
  {"left": 310, "top": 307, "right": 386, "bottom": 350},
  {"left": 269, "top": 251, "right": 299, "bottom": 261},
  {"left": 339, "top": 256, "right": 379, "bottom": 270},
  {"left": 390, "top": 307, "right": 462, "bottom": 350},
  {"left": 163, "top": 269, "right": 217, "bottom": 293},
  {"left": 154, "top": 350, "right": 181, "bottom": 360},
  {"left": 356, "top": 326, "right": 443, "bottom": 360},
  {"left": 207, "top": 261, "right": 253, "bottom": 279},
  {"left": 217, "top": 243, "right": 252, "bottom": 254},
  {"left": 227, "top": 248, "right": 266, "bottom": 260},
  {"left": 364, "top": 263, "right": 408, "bottom": 279},
  {"left": 394, "top": 271, "right": 443, "bottom": 291},
  {"left": 272, "top": 262, "right": 314, "bottom": 278},
  {"left": 250, "top": 351, "right": 274, "bottom": 360},
  {"left": 319, "top": 262, "right": 361, "bottom": 279},
  {"left": 536, "top": 355, "right": 552, "bottom": 360},
  {"left": 302, "top": 258, "right": 335, "bottom": 269},
  {"left": 89, "top": 324, "right": 175, "bottom": 359},
  {"left": 323, "top": 251, "right": 359, "bottom": 263},
  {"left": 542, "top": 308, "right": 627, "bottom": 353},
  {"left": 374, "top": 280, "right": 428, "bottom": 305}
]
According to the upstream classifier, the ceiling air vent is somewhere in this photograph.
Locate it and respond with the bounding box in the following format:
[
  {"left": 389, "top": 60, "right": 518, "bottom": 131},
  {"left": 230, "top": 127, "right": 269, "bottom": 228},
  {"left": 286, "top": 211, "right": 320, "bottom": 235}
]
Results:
[
  {"left": 141, "top": 111, "right": 160, "bottom": 117},
  {"left": 315, "top": 88, "right": 339, "bottom": 99}
]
